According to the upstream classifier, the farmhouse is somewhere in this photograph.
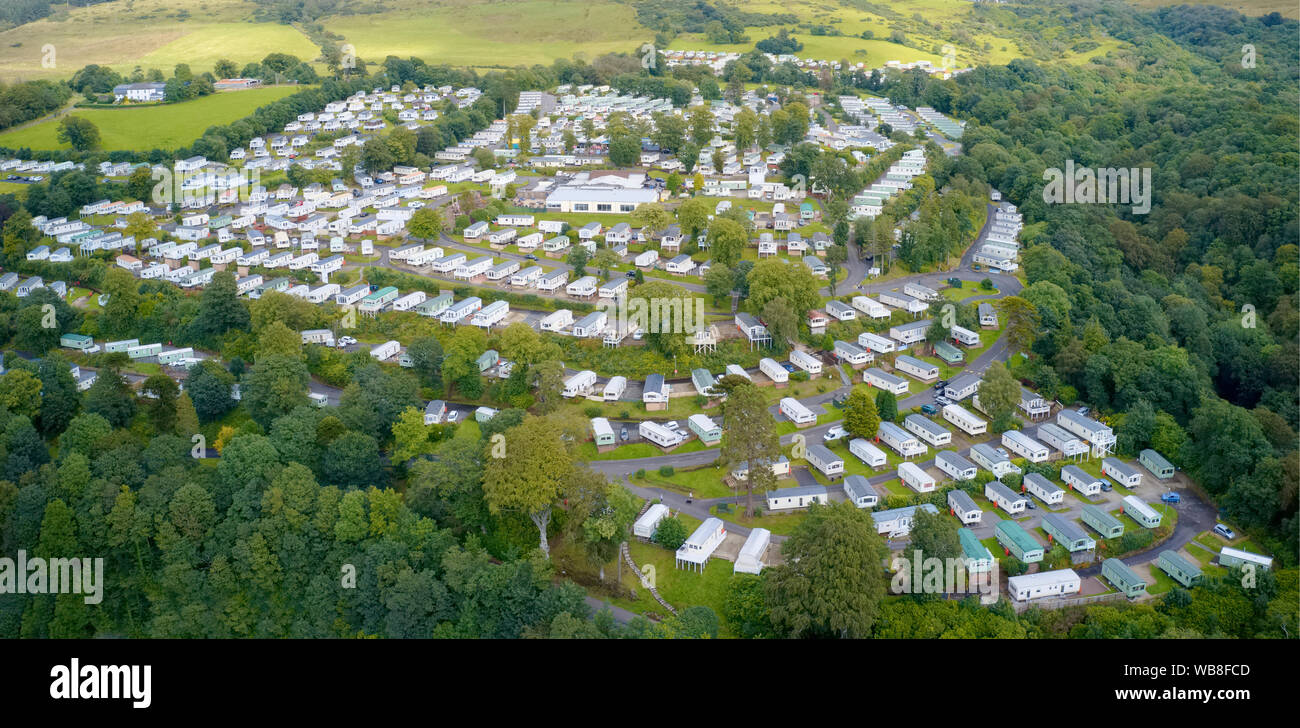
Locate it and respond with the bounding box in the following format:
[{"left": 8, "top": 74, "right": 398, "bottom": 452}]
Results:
[
  {"left": 995, "top": 520, "right": 1045, "bottom": 563},
  {"left": 948, "top": 490, "right": 983, "bottom": 525},
  {"left": 1024, "top": 473, "right": 1064, "bottom": 505},
  {"left": 985, "top": 481, "right": 1027, "bottom": 515},
  {"left": 843, "top": 475, "right": 881, "bottom": 509},
  {"left": 1007, "top": 569, "right": 1080, "bottom": 601},
  {"left": 766, "top": 484, "right": 829, "bottom": 511},
  {"left": 1041, "top": 514, "right": 1095, "bottom": 552}
]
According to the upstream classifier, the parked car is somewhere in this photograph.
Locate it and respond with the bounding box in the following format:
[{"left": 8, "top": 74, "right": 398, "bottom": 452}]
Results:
[
  {"left": 823, "top": 426, "right": 847, "bottom": 442},
  {"left": 935, "top": 395, "right": 952, "bottom": 407},
  {"left": 1213, "top": 524, "right": 1236, "bottom": 540},
  {"left": 632, "top": 328, "right": 644, "bottom": 341},
  {"left": 781, "top": 362, "right": 796, "bottom": 373},
  {"left": 524, "top": 254, "right": 538, "bottom": 261},
  {"left": 1160, "top": 492, "right": 1181, "bottom": 504},
  {"left": 947, "top": 277, "right": 962, "bottom": 288},
  {"left": 620, "top": 426, "right": 628, "bottom": 441},
  {"left": 1026, "top": 501, "right": 1037, "bottom": 509},
  {"left": 920, "top": 404, "right": 938, "bottom": 415},
  {"left": 446, "top": 410, "right": 460, "bottom": 424},
  {"left": 1077, "top": 406, "right": 1091, "bottom": 416},
  {"left": 1100, "top": 480, "right": 1113, "bottom": 492}
]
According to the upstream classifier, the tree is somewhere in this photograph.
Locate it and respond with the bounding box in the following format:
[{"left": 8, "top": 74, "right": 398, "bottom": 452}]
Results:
[
  {"left": 608, "top": 134, "right": 640, "bottom": 166},
  {"left": 706, "top": 217, "right": 746, "bottom": 268},
  {"left": 592, "top": 247, "right": 621, "bottom": 280},
  {"left": 392, "top": 406, "right": 434, "bottom": 462},
  {"left": 844, "top": 387, "right": 880, "bottom": 440},
  {"left": 765, "top": 502, "right": 888, "bottom": 638},
  {"left": 140, "top": 374, "right": 179, "bottom": 433},
  {"left": 83, "top": 366, "right": 135, "bottom": 428},
  {"left": 978, "top": 362, "right": 1020, "bottom": 428},
  {"left": 0, "top": 369, "right": 42, "bottom": 419},
  {"left": 98, "top": 267, "right": 141, "bottom": 339},
  {"left": 676, "top": 197, "right": 711, "bottom": 241},
  {"left": 320, "top": 431, "right": 383, "bottom": 488},
  {"left": 57, "top": 116, "right": 100, "bottom": 151},
  {"left": 875, "top": 390, "right": 898, "bottom": 424},
  {"left": 760, "top": 297, "right": 800, "bottom": 350},
  {"left": 189, "top": 271, "right": 249, "bottom": 344},
  {"left": 747, "top": 258, "right": 820, "bottom": 316},
  {"left": 482, "top": 416, "right": 574, "bottom": 557},
  {"left": 35, "top": 354, "right": 79, "bottom": 437},
  {"left": 720, "top": 381, "right": 781, "bottom": 516},
  {"left": 184, "top": 360, "right": 236, "bottom": 423},
  {"left": 908, "top": 507, "right": 960, "bottom": 565},
  {"left": 243, "top": 355, "right": 310, "bottom": 428},
  {"left": 407, "top": 207, "right": 444, "bottom": 239},
  {"left": 530, "top": 360, "right": 565, "bottom": 414},
  {"left": 996, "top": 296, "right": 1041, "bottom": 355},
  {"left": 651, "top": 516, "right": 688, "bottom": 550},
  {"left": 566, "top": 246, "right": 590, "bottom": 277},
  {"left": 703, "top": 262, "right": 734, "bottom": 304},
  {"left": 405, "top": 336, "right": 444, "bottom": 389},
  {"left": 256, "top": 320, "right": 302, "bottom": 360}
]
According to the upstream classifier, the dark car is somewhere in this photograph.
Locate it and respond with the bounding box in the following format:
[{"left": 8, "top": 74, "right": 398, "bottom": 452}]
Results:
[
  {"left": 1160, "top": 492, "right": 1181, "bottom": 504},
  {"left": 781, "top": 362, "right": 796, "bottom": 373},
  {"left": 920, "top": 404, "right": 938, "bottom": 416},
  {"left": 625, "top": 270, "right": 636, "bottom": 278},
  {"left": 525, "top": 254, "right": 538, "bottom": 261},
  {"left": 947, "top": 277, "right": 962, "bottom": 288}
]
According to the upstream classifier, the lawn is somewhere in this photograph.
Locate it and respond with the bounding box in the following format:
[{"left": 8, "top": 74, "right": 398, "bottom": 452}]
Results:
[
  {"left": 323, "top": 0, "right": 648, "bottom": 70},
  {"left": 0, "top": 85, "right": 304, "bottom": 151},
  {"left": 710, "top": 503, "right": 806, "bottom": 536},
  {"left": 0, "top": 0, "right": 319, "bottom": 81},
  {"left": 605, "top": 536, "right": 738, "bottom": 635}
]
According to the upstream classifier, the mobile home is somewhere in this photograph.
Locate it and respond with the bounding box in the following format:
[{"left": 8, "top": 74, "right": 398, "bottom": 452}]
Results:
[
  {"left": 1080, "top": 504, "right": 1124, "bottom": 539},
  {"left": 640, "top": 421, "right": 683, "bottom": 449},
  {"left": 562, "top": 370, "right": 598, "bottom": 398},
  {"left": 779, "top": 397, "right": 816, "bottom": 427},
  {"left": 942, "top": 403, "right": 987, "bottom": 436},
  {"left": 898, "top": 461, "right": 936, "bottom": 493},
  {"left": 766, "top": 484, "right": 829, "bottom": 511},
  {"left": 936, "top": 450, "right": 978, "bottom": 482},
  {"left": 734, "top": 528, "right": 771, "bottom": 575},
  {"left": 904, "top": 414, "right": 951, "bottom": 447},
  {"left": 1218, "top": 547, "right": 1273, "bottom": 572},
  {"left": 864, "top": 367, "right": 909, "bottom": 396},
  {"left": 1157, "top": 550, "right": 1201, "bottom": 588},
  {"left": 633, "top": 503, "right": 670, "bottom": 539},
  {"left": 676, "top": 518, "right": 726, "bottom": 572},
  {"left": 805, "top": 444, "right": 845, "bottom": 479},
  {"left": 985, "top": 481, "right": 1026, "bottom": 515},
  {"left": 878, "top": 421, "right": 926, "bottom": 458},
  {"left": 843, "top": 475, "right": 880, "bottom": 508},
  {"left": 948, "top": 489, "right": 983, "bottom": 525},
  {"left": 970, "top": 443, "right": 1022, "bottom": 479},
  {"left": 1101, "top": 558, "right": 1147, "bottom": 598},
  {"left": 1122, "top": 495, "right": 1162, "bottom": 528},
  {"left": 1139, "top": 449, "right": 1176, "bottom": 480},
  {"left": 1041, "top": 513, "right": 1095, "bottom": 552},
  {"left": 1002, "top": 430, "right": 1050, "bottom": 463},
  {"left": 1007, "top": 569, "right": 1080, "bottom": 601},
  {"left": 849, "top": 438, "right": 887, "bottom": 469},
  {"left": 995, "top": 519, "right": 1044, "bottom": 563},
  {"left": 894, "top": 355, "right": 938, "bottom": 382},
  {"left": 1024, "top": 473, "right": 1064, "bottom": 505},
  {"left": 1103, "top": 458, "right": 1142, "bottom": 488},
  {"left": 1061, "top": 465, "right": 1104, "bottom": 497}
]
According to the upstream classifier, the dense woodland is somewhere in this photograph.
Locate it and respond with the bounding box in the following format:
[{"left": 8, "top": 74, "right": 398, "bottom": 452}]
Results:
[{"left": 0, "top": 1, "right": 1296, "bottom": 638}]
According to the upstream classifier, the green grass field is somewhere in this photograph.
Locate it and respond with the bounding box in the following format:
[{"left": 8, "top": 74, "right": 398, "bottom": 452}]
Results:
[{"left": 0, "top": 85, "right": 303, "bottom": 151}]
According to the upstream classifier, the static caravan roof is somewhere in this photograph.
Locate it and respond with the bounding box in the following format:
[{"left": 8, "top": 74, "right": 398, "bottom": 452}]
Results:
[
  {"left": 948, "top": 489, "right": 979, "bottom": 514},
  {"left": 958, "top": 526, "right": 991, "bottom": 561},
  {"left": 1008, "top": 568, "right": 1080, "bottom": 592},
  {"left": 843, "top": 475, "right": 878, "bottom": 502},
  {"left": 590, "top": 417, "right": 614, "bottom": 440},
  {"left": 936, "top": 449, "right": 977, "bottom": 475},
  {"left": 985, "top": 481, "right": 1022, "bottom": 505},
  {"left": 1041, "top": 513, "right": 1091, "bottom": 544}
]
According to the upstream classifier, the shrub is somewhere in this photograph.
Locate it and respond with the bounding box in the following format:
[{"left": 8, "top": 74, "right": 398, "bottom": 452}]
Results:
[
  {"left": 583, "top": 405, "right": 602, "bottom": 418},
  {"left": 658, "top": 465, "right": 675, "bottom": 477},
  {"left": 652, "top": 516, "right": 688, "bottom": 550}
]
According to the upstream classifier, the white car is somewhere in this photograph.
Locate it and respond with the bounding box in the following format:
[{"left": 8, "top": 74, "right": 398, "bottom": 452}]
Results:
[
  {"left": 446, "top": 410, "right": 460, "bottom": 424},
  {"left": 339, "top": 336, "right": 357, "bottom": 346},
  {"left": 823, "top": 425, "right": 848, "bottom": 442}
]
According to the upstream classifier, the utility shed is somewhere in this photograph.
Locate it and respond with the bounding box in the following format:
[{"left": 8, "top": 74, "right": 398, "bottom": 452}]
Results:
[
  {"left": 995, "top": 519, "right": 1044, "bottom": 563},
  {"left": 1139, "top": 449, "right": 1176, "bottom": 479},
  {"left": 1102, "top": 558, "right": 1147, "bottom": 598},
  {"left": 1122, "top": 495, "right": 1162, "bottom": 528},
  {"left": 633, "top": 503, "right": 669, "bottom": 539},
  {"left": 1157, "top": 549, "right": 1202, "bottom": 588},
  {"left": 1041, "top": 513, "right": 1096, "bottom": 552},
  {"left": 734, "top": 528, "right": 771, "bottom": 575},
  {"left": 959, "top": 527, "right": 994, "bottom": 574},
  {"left": 1081, "top": 504, "right": 1124, "bottom": 539}
]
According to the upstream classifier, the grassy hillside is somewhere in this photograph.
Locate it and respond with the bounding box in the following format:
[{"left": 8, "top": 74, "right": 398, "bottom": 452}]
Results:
[{"left": 0, "top": 84, "right": 303, "bottom": 151}]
